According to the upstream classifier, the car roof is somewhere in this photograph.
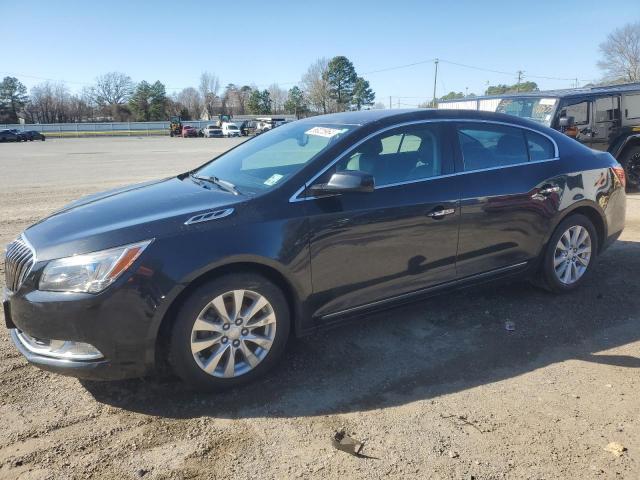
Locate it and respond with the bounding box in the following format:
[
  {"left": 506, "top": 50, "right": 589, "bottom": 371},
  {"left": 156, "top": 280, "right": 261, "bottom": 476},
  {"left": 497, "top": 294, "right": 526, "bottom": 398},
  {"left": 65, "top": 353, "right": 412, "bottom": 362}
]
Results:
[
  {"left": 296, "top": 108, "right": 552, "bottom": 129},
  {"left": 439, "top": 82, "right": 640, "bottom": 103}
]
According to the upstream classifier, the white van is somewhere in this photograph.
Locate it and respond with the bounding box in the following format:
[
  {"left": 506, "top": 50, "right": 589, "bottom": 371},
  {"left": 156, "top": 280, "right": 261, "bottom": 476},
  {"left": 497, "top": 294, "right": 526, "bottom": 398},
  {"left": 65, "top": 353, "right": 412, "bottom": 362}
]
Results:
[{"left": 222, "top": 123, "right": 241, "bottom": 137}]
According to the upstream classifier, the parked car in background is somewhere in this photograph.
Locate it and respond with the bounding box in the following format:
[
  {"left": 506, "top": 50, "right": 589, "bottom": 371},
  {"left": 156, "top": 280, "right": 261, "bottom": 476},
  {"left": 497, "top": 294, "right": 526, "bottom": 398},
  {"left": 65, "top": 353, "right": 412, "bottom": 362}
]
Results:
[
  {"left": 439, "top": 83, "right": 640, "bottom": 190},
  {"left": 222, "top": 122, "right": 241, "bottom": 137},
  {"left": 22, "top": 131, "right": 46, "bottom": 141},
  {"left": 0, "top": 129, "right": 19, "bottom": 142},
  {"left": 7, "top": 129, "right": 28, "bottom": 142},
  {"left": 255, "top": 117, "right": 288, "bottom": 134},
  {"left": 3, "top": 109, "right": 626, "bottom": 391},
  {"left": 201, "top": 125, "right": 224, "bottom": 138},
  {"left": 181, "top": 125, "right": 198, "bottom": 138},
  {"left": 239, "top": 120, "right": 256, "bottom": 136}
]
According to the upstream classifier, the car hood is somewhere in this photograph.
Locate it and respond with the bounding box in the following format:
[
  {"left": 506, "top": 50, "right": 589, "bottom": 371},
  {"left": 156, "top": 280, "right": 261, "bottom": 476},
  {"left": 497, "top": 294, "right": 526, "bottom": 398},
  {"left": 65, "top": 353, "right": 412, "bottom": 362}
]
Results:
[{"left": 24, "top": 176, "right": 243, "bottom": 260}]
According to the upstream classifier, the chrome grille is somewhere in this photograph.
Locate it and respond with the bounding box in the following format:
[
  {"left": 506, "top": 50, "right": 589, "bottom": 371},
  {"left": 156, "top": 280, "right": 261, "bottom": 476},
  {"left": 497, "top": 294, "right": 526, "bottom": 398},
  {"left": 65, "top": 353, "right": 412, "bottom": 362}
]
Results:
[{"left": 4, "top": 236, "right": 35, "bottom": 292}]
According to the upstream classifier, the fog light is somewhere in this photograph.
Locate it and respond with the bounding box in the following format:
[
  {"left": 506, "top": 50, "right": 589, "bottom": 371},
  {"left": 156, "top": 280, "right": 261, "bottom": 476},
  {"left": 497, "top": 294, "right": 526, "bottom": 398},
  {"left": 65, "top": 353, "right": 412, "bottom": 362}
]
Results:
[{"left": 16, "top": 331, "right": 103, "bottom": 361}]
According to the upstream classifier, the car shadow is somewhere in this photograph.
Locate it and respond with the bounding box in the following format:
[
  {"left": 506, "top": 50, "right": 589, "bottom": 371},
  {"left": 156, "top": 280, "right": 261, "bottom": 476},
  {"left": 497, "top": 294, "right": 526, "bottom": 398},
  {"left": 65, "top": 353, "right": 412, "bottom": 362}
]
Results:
[{"left": 83, "top": 239, "right": 640, "bottom": 419}]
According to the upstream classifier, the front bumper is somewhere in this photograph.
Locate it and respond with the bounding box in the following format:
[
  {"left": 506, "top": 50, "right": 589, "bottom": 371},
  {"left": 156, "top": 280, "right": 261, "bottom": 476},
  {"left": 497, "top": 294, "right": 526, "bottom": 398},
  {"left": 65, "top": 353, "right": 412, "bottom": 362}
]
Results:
[
  {"left": 10, "top": 328, "right": 127, "bottom": 380},
  {"left": 3, "top": 265, "right": 167, "bottom": 380}
]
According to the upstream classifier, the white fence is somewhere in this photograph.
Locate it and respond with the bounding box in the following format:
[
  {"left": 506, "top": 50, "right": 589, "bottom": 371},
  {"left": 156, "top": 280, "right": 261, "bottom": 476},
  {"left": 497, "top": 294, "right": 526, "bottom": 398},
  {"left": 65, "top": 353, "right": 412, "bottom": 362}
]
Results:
[{"left": 1, "top": 115, "right": 297, "bottom": 137}]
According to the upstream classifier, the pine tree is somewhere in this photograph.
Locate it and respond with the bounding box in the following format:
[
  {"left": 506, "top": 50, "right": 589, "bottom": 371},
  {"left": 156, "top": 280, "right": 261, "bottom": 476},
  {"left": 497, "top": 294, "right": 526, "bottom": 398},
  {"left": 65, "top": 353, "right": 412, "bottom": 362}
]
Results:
[
  {"left": 325, "top": 56, "right": 358, "bottom": 111},
  {"left": 352, "top": 77, "right": 375, "bottom": 110}
]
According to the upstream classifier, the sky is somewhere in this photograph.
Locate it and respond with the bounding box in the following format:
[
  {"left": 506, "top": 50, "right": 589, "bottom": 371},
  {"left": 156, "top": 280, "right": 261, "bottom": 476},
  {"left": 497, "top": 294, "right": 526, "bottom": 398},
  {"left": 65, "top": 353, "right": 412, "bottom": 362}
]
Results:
[{"left": 3, "top": 0, "right": 639, "bottom": 107}]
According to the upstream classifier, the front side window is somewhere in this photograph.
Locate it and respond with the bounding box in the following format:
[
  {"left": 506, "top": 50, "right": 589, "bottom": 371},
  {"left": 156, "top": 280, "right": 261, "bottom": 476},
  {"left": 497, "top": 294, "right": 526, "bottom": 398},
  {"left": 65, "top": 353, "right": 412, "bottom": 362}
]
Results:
[
  {"left": 458, "top": 124, "right": 530, "bottom": 171},
  {"left": 328, "top": 123, "right": 445, "bottom": 187},
  {"left": 195, "top": 122, "right": 357, "bottom": 195},
  {"left": 560, "top": 101, "right": 589, "bottom": 126}
]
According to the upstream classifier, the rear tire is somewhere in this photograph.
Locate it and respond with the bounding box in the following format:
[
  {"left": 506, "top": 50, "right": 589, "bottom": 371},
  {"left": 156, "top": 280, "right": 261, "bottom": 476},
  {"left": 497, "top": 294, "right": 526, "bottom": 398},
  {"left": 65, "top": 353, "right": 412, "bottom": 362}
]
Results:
[
  {"left": 533, "top": 214, "right": 598, "bottom": 293},
  {"left": 168, "top": 273, "right": 290, "bottom": 391},
  {"left": 620, "top": 146, "right": 640, "bottom": 191}
]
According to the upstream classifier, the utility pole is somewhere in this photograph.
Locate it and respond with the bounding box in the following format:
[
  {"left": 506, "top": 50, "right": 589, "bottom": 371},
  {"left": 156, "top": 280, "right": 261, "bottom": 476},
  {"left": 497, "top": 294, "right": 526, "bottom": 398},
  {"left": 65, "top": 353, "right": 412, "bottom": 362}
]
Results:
[
  {"left": 516, "top": 70, "right": 524, "bottom": 92},
  {"left": 465, "top": 87, "right": 468, "bottom": 98},
  {"left": 574, "top": 78, "right": 579, "bottom": 89},
  {"left": 389, "top": 96, "right": 392, "bottom": 109},
  {"left": 432, "top": 58, "right": 439, "bottom": 108}
]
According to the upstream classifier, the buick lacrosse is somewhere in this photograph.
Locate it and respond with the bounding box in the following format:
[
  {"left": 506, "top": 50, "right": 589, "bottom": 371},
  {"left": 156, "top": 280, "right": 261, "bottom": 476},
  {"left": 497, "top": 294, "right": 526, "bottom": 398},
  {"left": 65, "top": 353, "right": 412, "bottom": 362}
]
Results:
[{"left": 3, "top": 109, "right": 626, "bottom": 390}]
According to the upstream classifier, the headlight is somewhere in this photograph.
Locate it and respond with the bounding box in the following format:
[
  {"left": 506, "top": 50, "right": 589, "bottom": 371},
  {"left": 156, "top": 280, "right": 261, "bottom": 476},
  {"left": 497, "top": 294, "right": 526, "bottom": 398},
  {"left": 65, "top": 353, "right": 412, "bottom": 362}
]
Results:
[{"left": 39, "top": 240, "right": 152, "bottom": 293}]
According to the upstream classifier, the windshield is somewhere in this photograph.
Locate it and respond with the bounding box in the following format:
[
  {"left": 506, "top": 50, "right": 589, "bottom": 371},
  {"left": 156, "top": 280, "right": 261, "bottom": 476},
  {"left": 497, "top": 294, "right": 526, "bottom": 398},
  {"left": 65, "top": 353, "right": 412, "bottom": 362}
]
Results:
[
  {"left": 496, "top": 97, "right": 558, "bottom": 126},
  {"left": 228, "top": 125, "right": 239, "bottom": 130},
  {"left": 194, "top": 122, "right": 357, "bottom": 195}
]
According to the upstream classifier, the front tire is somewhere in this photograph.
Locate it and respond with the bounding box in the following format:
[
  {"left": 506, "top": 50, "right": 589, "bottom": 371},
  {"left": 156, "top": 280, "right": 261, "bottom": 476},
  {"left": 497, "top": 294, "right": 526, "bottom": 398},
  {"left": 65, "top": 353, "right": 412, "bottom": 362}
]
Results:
[
  {"left": 168, "top": 273, "right": 290, "bottom": 391},
  {"left": 534, "top": 214, "right": 598, "bottom": 293}
]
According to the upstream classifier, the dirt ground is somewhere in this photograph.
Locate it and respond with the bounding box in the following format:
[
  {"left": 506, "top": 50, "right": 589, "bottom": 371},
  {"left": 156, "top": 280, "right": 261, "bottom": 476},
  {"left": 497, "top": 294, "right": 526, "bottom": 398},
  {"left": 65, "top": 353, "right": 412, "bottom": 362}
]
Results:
[{"left": 0, "top": 137, "right": 638, "bottom": 480}]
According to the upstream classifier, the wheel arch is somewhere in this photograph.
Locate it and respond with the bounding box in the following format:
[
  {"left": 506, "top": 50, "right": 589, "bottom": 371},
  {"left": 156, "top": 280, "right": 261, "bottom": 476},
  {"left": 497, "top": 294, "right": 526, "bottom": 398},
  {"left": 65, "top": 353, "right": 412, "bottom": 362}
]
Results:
[
  {"left": 546, "top": 202, "right": 607, "bottom": 255},
  {"left": 612, "top": 134, "right": 640, "bottom": 159},
  {"left": 153, "top": 259, "right": 304, "bottom": 371}
]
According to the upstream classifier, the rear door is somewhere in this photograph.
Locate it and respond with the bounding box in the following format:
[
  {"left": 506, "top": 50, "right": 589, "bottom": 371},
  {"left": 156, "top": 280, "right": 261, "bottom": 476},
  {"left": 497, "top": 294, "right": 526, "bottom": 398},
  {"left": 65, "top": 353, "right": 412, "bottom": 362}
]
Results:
[
  {"left": 454, "top": 121, "right": 562, "bottom": 278},
  {"left": 590, "top": 95, "right": 621, "bottom": 151},
  {"left": 304, "top": 122, "right": 461, "bottom": 318}
]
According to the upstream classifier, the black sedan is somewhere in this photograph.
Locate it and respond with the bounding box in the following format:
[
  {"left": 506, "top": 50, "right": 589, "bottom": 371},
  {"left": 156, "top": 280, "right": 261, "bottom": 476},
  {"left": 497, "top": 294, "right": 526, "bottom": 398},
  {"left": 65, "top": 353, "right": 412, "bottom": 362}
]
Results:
[
  {"left": 0, "top": 129, "right": 19, "bottom": 142},
  {"left": 22, "top": 130, "right": 46, "bottom": 141},
  {"left": 3, "top": 109, "right": 626, "bottom": 391}
]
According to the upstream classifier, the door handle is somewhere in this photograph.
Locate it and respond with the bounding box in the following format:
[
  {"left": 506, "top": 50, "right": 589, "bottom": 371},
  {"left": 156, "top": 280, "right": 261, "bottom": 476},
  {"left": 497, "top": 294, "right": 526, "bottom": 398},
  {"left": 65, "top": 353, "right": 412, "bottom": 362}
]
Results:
[{"left": 427, "top": 208, "right": 456, "bottom": 218}]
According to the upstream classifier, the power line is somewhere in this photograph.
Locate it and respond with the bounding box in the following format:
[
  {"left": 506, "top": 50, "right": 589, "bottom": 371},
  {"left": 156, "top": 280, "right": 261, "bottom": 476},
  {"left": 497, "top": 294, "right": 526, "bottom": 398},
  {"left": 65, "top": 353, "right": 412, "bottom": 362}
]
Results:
[
  {"left": 437, "top": 59, "right": 594, "bottom": 83},
  {"left": 2, "top": 55, "right": 597, "bottom": 96}
]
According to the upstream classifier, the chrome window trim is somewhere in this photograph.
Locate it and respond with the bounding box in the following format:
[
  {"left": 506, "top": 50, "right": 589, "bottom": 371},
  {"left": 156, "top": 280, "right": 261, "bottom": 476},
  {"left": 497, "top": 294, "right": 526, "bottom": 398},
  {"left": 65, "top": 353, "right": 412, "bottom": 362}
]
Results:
[{"left": 288, "top": 118, "right": 560, "bottom": 203}]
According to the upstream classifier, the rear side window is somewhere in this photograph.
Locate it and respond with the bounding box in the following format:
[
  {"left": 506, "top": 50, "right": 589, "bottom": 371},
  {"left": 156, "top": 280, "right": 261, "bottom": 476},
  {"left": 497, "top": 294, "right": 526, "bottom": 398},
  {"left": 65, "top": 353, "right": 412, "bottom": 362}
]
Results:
[
  {"left": 457, "top": 124, "right": 529, "bottom": 171},
  {"left": 525, "top": 131, "right": 555, "bottom": 161},
  {"left": 594, "top": 96, "right": 620, "bottom": 123},
  {"left": 624, "top": 94, "right": 640, "bottom": 119}
]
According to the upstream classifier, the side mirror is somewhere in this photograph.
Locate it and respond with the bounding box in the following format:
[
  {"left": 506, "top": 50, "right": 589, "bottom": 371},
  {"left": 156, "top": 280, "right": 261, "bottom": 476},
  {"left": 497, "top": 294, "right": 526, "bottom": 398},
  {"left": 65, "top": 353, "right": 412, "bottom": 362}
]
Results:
[
  {"left": 309, "top": 170, "right": 375, "bottom": 195},
  {"left": 559, "top": 116, "right": 575, "bottom": 127}
]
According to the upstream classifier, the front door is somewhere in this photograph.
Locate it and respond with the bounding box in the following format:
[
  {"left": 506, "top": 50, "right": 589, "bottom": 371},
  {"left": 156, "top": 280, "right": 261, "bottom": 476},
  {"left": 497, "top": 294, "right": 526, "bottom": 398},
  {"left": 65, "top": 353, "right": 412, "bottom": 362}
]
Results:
[{"left": 304, "top": 122, "right": 460, "bottom": 319}]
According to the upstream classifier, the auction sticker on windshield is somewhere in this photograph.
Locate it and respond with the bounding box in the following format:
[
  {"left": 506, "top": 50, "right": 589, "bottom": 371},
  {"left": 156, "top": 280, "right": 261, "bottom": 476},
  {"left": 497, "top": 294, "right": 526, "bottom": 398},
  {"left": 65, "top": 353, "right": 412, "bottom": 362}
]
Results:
[
  {"left": 264, "top": 173, "right": 284, "bottom": 186},
  {"left": 305, "top": 126, "right": 347, "bottom": 138}
]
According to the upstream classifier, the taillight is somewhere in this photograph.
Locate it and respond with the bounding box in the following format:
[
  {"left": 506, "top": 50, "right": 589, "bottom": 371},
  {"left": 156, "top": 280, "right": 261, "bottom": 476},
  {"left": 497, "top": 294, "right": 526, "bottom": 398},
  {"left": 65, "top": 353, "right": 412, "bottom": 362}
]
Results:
[{"left": 612, "top": 166, "right": 626, "bottom": 188}]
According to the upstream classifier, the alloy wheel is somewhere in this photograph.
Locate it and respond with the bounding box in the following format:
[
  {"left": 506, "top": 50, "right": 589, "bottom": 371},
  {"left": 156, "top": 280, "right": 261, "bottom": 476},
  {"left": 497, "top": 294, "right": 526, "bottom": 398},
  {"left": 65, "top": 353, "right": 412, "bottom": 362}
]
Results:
[
  {"left": 553, "top": 225, "right": 592, "bottom": 285},
  {"left": 190, "top": 289, "right": 277, "bottom": 378}
]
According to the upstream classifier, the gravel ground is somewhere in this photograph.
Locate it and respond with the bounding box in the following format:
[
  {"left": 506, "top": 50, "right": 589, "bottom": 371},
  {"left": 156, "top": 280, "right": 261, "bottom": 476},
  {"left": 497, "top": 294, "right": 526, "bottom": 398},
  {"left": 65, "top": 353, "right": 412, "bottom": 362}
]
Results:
[{"left": 0, "top": 137, "right": 638, "bottom": 480}]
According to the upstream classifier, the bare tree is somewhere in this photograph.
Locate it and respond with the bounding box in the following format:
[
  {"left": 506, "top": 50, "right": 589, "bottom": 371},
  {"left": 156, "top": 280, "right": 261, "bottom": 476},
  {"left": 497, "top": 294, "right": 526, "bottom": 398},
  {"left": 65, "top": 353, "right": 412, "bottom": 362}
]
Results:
[
  {"left": 177, "top": 87, "right": 203, "bottom": 120},
  {"left": 25, "top": 82, "right": 73, "bottom": 123},
  {"left": 221, "top": 83, "right": 238, "bottom": 115},
  {"left": 236, "top": 85, "right": 252, "bottom": 115},
  {"left": 199, "top": 72, "right": 220, "bottom": 120},
  {"left": 88, "top": 72, "right": 134, "bottom": 120},
  {"left": 268, "top": 83, "right": 287, "bottom": 114},
  {"left": 301, "top": 58, "right": 335, "bottom": 114},
  {"left": 598, "top": 22, "right": 640, "bottom": 83}
]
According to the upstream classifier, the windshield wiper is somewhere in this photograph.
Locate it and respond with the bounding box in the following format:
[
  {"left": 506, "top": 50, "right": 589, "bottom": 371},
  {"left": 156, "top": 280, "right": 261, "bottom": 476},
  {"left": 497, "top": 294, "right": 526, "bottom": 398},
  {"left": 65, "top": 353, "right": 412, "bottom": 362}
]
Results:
[{"left": 190, "top": 173, "right": 242, "bottom": 195}]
